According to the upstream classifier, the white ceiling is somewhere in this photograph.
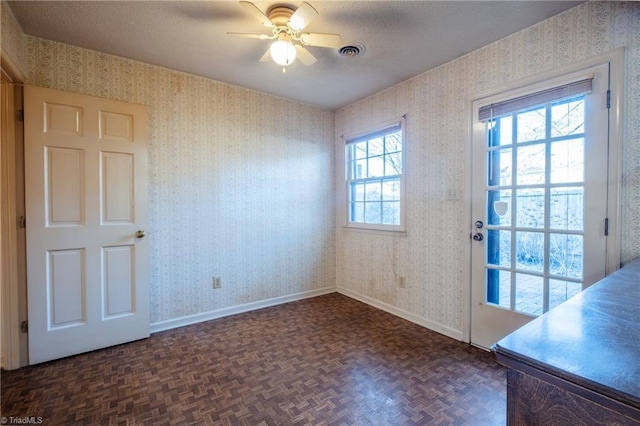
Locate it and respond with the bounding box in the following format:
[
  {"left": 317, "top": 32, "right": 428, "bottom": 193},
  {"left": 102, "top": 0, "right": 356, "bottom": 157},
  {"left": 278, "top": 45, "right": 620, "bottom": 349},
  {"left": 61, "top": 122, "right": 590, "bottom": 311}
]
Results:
[{"left": 7, "top": 1, "right": 582, "bottom": 110}]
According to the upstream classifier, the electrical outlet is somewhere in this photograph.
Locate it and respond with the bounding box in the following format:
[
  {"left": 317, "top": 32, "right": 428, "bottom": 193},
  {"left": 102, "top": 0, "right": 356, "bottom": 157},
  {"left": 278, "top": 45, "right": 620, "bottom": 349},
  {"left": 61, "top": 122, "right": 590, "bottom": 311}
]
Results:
[
  {"left": 398, "top": 276, "right": 406, "bottom": 289},
  {"left": 212, "top": 276, "right": 221, "bottom": 289}
]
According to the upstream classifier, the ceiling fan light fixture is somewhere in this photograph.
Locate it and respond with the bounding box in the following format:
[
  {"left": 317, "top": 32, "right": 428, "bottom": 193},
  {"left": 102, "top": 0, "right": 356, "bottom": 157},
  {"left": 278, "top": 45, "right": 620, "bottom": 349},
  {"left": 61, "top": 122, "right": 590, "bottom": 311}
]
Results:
[
  {"left": 270, "top": 39, "right": 297, "bottom": 66},
  {"left": 230, "top": 1, "right": 338, "bottom": 70}
]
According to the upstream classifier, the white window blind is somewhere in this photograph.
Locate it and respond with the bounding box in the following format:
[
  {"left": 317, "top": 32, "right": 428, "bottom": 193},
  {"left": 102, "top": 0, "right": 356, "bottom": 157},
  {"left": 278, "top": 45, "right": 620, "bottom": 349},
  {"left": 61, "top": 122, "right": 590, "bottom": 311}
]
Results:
[{"left": 478, "top": 78, "right": 593, "bottom": 121}]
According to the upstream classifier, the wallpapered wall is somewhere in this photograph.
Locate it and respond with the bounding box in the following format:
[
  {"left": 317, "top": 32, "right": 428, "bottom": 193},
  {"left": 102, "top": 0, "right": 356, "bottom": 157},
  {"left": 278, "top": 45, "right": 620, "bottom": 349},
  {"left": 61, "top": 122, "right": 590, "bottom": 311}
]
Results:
[
  {"left": 3, "top": 2, "right": 640, "bottom": 337},
  {"left": 1, "top": 2, "right": 336, "bottom": 324},
  {"left": 335, "top": 1, "right": 640, "bottom": 338},
  {"left": 0, "top": 2, "right": 24, "bottom": 73}
]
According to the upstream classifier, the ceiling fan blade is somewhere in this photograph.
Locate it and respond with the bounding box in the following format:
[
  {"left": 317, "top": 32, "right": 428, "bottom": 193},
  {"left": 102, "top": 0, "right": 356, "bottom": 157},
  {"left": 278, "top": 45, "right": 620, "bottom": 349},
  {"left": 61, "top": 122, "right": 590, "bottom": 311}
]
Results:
[
  {"left": 295, "top": 45, "right": 317, "bottom": 66},
  {"left": 239, "top": 1, "right": 275, "bottom": 28},
  {"left": 299, "top": 33, "right": 341, "bottom": 48},
  {"left": 260, "top": 48, "right": 272, "bottom": 63},
  {"left": 227, "top": 32, "right": 273, "bottom": 40},
  {"left": 288, "top": 2, "right": 318, "bottom": 32}
]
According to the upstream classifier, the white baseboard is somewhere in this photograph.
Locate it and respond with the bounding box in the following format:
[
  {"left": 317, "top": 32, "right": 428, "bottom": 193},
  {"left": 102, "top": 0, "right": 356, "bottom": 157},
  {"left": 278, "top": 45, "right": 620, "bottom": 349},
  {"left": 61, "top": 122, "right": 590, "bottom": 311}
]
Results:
[
  {"left": 337, "top": 286, "right": 463, "bottom": 341},
  {"left": 150, "top": 287, "right": 336, "bottom": 334}
]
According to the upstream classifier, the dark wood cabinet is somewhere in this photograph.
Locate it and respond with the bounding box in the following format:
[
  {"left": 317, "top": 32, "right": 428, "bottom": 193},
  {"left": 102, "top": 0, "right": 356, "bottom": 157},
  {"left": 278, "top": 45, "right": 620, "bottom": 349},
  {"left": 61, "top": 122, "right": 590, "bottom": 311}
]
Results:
[{"left": 493, "top": 259, "right": 640, "bottom": 425}]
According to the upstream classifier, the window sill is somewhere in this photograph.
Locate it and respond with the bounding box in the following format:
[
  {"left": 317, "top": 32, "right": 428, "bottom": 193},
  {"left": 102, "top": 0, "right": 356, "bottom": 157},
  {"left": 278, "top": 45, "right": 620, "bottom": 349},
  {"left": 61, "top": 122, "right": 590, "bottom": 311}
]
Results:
[{"left": 342, "top": 225, "right": 407, "bottom": 237}]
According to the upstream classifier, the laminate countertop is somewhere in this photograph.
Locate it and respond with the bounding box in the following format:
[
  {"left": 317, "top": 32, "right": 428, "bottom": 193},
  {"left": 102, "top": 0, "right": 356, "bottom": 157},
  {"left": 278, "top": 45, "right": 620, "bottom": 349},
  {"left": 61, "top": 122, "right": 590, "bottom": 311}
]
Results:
[{"left": 492, "top": 258, "right": 640, "bottom": 408}]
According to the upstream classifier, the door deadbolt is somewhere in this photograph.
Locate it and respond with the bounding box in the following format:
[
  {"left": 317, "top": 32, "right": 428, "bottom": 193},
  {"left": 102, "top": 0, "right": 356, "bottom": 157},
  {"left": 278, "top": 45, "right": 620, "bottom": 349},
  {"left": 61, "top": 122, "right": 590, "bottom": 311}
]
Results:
[{"left": 474, "top": 220, "right": 484, "bottom": 229}]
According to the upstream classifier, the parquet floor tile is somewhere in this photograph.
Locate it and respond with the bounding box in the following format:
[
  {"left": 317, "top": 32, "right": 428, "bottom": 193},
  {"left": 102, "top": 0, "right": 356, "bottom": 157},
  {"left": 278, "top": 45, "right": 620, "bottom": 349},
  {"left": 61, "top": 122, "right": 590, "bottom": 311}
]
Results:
[{"left": 1, "top": 294, "right": 506, "bottom": 425}]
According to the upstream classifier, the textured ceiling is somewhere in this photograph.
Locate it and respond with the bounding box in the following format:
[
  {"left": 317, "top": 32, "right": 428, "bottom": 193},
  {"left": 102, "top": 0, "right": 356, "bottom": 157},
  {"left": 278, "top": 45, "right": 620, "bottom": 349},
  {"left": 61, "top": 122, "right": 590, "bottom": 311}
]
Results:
[{"left": 7, "top": 1, "right": 582, "bottom": 109}]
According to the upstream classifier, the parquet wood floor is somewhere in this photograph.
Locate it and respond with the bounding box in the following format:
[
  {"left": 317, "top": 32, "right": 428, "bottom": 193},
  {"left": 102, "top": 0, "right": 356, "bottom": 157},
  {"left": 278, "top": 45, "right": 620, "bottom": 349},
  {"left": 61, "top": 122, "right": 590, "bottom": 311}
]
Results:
[{"left": 1, "top": 294, "right": 506, "bottom": 425}]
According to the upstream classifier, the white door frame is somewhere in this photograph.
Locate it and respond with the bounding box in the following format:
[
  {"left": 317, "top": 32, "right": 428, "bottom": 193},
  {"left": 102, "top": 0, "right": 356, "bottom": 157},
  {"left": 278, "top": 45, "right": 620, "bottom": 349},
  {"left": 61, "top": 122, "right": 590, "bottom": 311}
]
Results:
[{"left": 462, "top": 48, "right": 624, "bottom": 344}]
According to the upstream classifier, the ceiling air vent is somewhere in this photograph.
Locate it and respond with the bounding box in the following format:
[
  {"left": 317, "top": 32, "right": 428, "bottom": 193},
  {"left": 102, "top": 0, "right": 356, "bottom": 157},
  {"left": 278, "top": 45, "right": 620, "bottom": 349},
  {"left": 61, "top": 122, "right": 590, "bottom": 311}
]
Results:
[{"left": 338, "top": 43, "right": 365, "bottom": 58}]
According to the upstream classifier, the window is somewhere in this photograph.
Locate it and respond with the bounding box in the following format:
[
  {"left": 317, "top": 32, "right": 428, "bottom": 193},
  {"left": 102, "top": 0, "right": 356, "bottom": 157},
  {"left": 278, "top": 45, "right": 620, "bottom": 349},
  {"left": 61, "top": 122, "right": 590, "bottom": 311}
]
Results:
[{"left": 345, "top": 119, "right": 405, "bottom": 231}]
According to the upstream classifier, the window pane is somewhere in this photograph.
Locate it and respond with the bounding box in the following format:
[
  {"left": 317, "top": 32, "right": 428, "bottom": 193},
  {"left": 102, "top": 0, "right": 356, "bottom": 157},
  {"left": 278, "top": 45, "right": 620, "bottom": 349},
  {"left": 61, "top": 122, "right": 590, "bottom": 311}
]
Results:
[
  {"left": 381, "top": 201, "right": 400, "bottom": 225},
  {"left": 486, "top": 268, "right": 510, "bottom": 309},
  {"left": 351, "top": 182, "right": 365, "bottom": 201},
  {"left": 354, "top": 142, "right": 367, "bottom": 159},
  {"left": 365, "top": 182, "right": 381, "bottom": 201},
  {"left": 368, "top": 156, "right": 384, "bottom": 178},
  {"left": 516, "top": 188, "right": 545, "bottom": 229},
  {"left": 364, "top": 202, "right": 381, "bottom": 223},
  {"left": 354, "top": 159, "right": 367, "bottom": 179},
  {"left": 487, "top": 117, "right": 514, "bottom": 147},
  {"left": 549, "top": 279, "right": 582, "bottom": 310},
  {"left": 499, "top": 116, "right": 513, "bottom": 146},
  {"left": 350, "top": 202, "right": 364, "bottom": 222},
  {"left": 487, "top": 230, "right": 511, "bottom": 267},
  {"left": 551, "top": 98, "right": 584, "bottom": 137},
  {"left": 488, "top": 148, "right": 512, "bottom": 186},
  {"left": 549, "top": 233, "right": 583, "bottom": 279},
  {"left": 515, "top": 273, "right": 543, "bottom": 316},
  {"left": 551, "top": 138, "right": 584, "bottom": 183},
  {"left": 517, "top": 107, "right": 546, "bottom": 143},
  {"left": 550, "top": 187, "right": 583, "bottom": 231},
  {"left": 382, "top": 180, "right": 400, "bottom": 201},
  {"left": 385, "top": 152, "right": 402, "bottom": 175},
  {"left": 516, "top": 143, "right": 545, "bottom": 185},
  {"left": 515, "top": 231, "right": 544, "bottom": 272},
  {"left": 368, "top": 138, "right": 384, "bottom": 156},
  {"left": 385, "top": 133, "right": 402, "bottom": 153},
  {"left": 488, "top": 189, "right": 511, "bottom": 226}
]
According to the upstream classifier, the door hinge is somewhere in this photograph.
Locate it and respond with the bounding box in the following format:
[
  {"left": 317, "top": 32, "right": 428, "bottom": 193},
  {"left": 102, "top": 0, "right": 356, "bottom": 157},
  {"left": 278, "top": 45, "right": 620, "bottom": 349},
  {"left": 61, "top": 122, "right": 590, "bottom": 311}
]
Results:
[
  {"left": 604, "top": 218, "right": 609, "bottom": 236},
  {"left": 17, "top": 109, "right": 24, "bottom": 122},
  {"left": 18, "top": 216, "right": 26, "bottom": 228},
  {"left": 21, "top": 320, "right": 28, "bottom": 333},
  {"left": 606, "top": 90, "right": 611, "bottom": 109}
]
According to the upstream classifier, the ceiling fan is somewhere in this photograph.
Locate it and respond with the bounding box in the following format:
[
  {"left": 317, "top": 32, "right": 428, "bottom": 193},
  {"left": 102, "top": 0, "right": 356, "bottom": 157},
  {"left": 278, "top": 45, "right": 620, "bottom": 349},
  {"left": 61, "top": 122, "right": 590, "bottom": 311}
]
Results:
[{"left": 227, "top": 1, "right": 342, "bottom": 71}]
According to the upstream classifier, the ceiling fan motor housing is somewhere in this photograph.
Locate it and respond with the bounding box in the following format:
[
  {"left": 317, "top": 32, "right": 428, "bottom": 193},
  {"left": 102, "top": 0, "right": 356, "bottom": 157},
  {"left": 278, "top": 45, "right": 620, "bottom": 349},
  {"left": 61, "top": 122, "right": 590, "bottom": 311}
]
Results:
[{"left": 268, "top": 5, "right": 295, "bottom": 26}]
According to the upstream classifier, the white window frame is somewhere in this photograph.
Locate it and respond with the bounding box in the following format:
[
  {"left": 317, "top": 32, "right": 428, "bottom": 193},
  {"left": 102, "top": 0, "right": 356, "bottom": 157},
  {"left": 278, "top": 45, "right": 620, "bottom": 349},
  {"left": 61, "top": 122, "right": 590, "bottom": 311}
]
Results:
[{"left": 344, "top": 117, "right": 406, "bottom": 233}]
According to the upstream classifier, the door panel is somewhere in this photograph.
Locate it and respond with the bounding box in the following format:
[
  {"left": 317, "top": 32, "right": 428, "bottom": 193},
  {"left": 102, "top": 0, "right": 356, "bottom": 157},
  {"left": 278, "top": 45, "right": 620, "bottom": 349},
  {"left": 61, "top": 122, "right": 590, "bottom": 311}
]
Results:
[
  {"left": 101, "top": 152, "right": 134, "bottom": 223},
  {"left": 47, "top": 249, "right": 85, "bottom": 328},
  {"left": 46, "top": 147, "right": 85, "bottom": 225},
  {"left": 102, "top": 245, "right": 134, "bottom": 318},
  {"left": 25, "top": 86, "right": 149, "bottom": 364},
  {"left": 470, "top": 64, "right": 610, "bottom": 349}
]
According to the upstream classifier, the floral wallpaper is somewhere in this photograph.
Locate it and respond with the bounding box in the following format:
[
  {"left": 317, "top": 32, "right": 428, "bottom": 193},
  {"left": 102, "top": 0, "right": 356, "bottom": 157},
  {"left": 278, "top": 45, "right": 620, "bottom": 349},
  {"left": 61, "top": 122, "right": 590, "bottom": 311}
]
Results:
[
  {"left": 335, "top": 1, "right": 640, "bottom": 337},
  {"left": 2, "top": 3, "right": 336, "bottom": 323},
  {"left": 1, "top": 1, "right": 26, "bottom": 72}
]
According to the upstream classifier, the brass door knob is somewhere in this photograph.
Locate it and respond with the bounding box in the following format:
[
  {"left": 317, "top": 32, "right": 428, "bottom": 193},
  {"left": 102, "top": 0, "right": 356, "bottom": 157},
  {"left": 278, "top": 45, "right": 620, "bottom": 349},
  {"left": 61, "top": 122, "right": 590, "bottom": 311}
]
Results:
[{"left": 135, "top": 230, "right": 146, "bottom": 239}]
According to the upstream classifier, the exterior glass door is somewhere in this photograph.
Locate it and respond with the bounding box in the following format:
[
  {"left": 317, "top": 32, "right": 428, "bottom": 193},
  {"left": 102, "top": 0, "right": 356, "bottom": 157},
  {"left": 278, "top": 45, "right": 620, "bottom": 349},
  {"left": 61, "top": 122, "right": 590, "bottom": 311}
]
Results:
[{"left": 470, "top": 64, "right": 610, "bottom": 348}]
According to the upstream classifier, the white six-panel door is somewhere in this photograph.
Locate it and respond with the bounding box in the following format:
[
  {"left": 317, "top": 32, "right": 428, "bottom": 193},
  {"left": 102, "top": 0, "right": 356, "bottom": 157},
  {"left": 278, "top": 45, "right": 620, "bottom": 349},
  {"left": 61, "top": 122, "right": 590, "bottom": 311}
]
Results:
[{"left": 24, "top": 86, "right": 149, "bottom": 364}]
